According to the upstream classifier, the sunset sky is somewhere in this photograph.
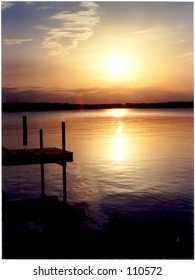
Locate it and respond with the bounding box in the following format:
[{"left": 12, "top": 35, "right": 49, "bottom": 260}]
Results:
[{"left": 2, "top": 1, "right": 193, "bottom": 103}]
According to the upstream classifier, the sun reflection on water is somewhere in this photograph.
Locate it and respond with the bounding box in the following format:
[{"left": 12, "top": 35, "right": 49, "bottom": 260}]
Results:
[
  {"left": 108, "top": 108, "right": 128, "bottom": 118},
  {"left": 104, "top": 109, "right": 134, "bottom": 162},
  {"left": 110, "top": 120, "right": 131, "bottom": 161},
  {"left": 113, "top": 121, "right": 125, "bottom": 160}
]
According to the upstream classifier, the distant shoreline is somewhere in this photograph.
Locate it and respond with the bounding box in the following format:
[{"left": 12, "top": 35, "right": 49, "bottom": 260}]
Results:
[{"left": 2, "top": 101, "right": 193, "bottom": 112}]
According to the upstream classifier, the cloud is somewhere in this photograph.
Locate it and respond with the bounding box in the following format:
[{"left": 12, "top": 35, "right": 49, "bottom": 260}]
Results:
[
  {"left": 1, "top": 1, "right": 14, "bottom": 10},
  {"left": 131, "top": 28, "right": 157, "bottom": 35},
  {"left": 37, "top": 6, "right": 51, "bottom": 11},
  {"left": 35, "top": 1, "right": 100, "bottom": 56},
  {"left": 177, "top": 52, "right": 193, "bottom": 59},
  {"left": 34, "top": 25, "right": 50, "bottom": 31},
  {"left": 2, "top": 86, "right": 193, "bottom": 104},
  {"left": 3, "top": 38, "right": 33, "bottom": 46}
]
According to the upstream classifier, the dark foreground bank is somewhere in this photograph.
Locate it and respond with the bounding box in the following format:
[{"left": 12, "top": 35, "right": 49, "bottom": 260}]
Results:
[{"left": 2, "top": 193, "right": 194, "bottom": 259}]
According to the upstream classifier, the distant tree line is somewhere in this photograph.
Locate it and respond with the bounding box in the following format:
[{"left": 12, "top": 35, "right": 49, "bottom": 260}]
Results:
[{"left": 2, "top": 101, "right": 193, "bottom": 112}]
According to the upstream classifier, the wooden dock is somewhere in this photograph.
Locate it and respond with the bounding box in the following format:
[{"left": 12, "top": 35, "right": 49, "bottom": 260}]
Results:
[
  {"left": 2, "top": 118, "right": 73, "bottom": 202},
  {"left": 2, "top": 147, "right": 73, "bottom": 166}
]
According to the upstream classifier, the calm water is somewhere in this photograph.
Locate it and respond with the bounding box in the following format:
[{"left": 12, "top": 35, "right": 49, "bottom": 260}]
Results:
[{"left": 2, "top": 108, "right": 194, "bottom": 230}]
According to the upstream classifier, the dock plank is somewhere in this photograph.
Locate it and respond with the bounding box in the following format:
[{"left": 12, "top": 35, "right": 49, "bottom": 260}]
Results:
[{"left": 2, "top": 147, "right": 73, "bottom": 166}]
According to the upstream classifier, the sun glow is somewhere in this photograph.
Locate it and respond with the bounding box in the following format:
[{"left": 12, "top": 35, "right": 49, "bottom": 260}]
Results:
[
  {"left": 107, "top": 54, "right": 128, "bottom": 75},
  {"left": 93, "top": 50, "right": 141, "bottom": 85},
  {"left": 93, "top": 53, "right": 132, "bottom": 82},
  {"left": 103, "top": 52, "right": 133, "bottom": 81}
]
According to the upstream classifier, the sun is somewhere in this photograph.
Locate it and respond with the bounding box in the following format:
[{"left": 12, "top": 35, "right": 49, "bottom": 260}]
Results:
[
  {"left": 94, "top": 51, "right": 139, "bottom": 83},
  {"left": 101, "top": 52, "right": 133, "bottom": 82}
]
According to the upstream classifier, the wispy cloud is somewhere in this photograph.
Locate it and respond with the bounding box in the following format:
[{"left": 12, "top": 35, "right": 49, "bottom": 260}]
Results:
[
  {"left": 37, "top": 5, "right": 51, "bottom": 11},
  {"left": 1, "top": 1, "right": 14, "bottom": 10},
  {"left": 131, "top": 28, "right": 157, "bottom": 35},
  {"left": 2, "top": 86, "right": 193, "bottom": 104},
  {"left": 177, "top": 52, "right": 193, "bottom": 59},
  {"left": 34, "top": 25, "right": 50, "bottom": 31},
  {"left": 3, "top": 38, "right": 33, "bottom": 46},
  {"left": 35, "top": 1, "right": 100, "bottom": 56}
]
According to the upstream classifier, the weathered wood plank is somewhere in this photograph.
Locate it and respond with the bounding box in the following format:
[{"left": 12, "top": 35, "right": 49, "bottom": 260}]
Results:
[{"left": 2, "top": 147, "right": 73, "bottom": 166}]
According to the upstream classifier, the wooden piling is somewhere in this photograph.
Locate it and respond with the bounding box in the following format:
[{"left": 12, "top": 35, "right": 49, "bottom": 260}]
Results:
[
  {"left": 62, "top": 122, "right": 67, "bottom": 203},
  {"left": 3, "top": 117, "right": 73, "bottom": 202},
  {"left": 40, "top": 129, "right": 43, "bottom": 150},
  {"left": 22, "top": 116, "right": 28, "bottom": 146},
  {"left": 62, "top": 121, "right": 65, "bottom": 153},
  {"left": 40, "top": 129, "right": 45, "bottom": 198}
]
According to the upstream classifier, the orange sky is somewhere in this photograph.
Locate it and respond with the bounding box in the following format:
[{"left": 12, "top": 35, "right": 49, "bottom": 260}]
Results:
[{"left": 2, "top": 1, "right": 193, "bottom": 103}]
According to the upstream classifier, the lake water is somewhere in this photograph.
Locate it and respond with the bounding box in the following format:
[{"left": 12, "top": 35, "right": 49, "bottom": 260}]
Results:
[{"left": 2, "top": 108, "right": 194, "bottom": 236}]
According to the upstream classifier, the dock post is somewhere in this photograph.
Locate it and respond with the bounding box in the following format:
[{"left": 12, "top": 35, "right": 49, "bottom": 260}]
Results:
[
  {"left": 40, "top": 129, "right": 45, "bottom": 198},
  {"left": 62, "top": 122, "right": 67, "bottom": 203},
  {"left": 22, "top": 116, "right": 28, "bottom": 146},
  {"left": 40, "top": 129, "right": 43, "bottom": 149}
]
